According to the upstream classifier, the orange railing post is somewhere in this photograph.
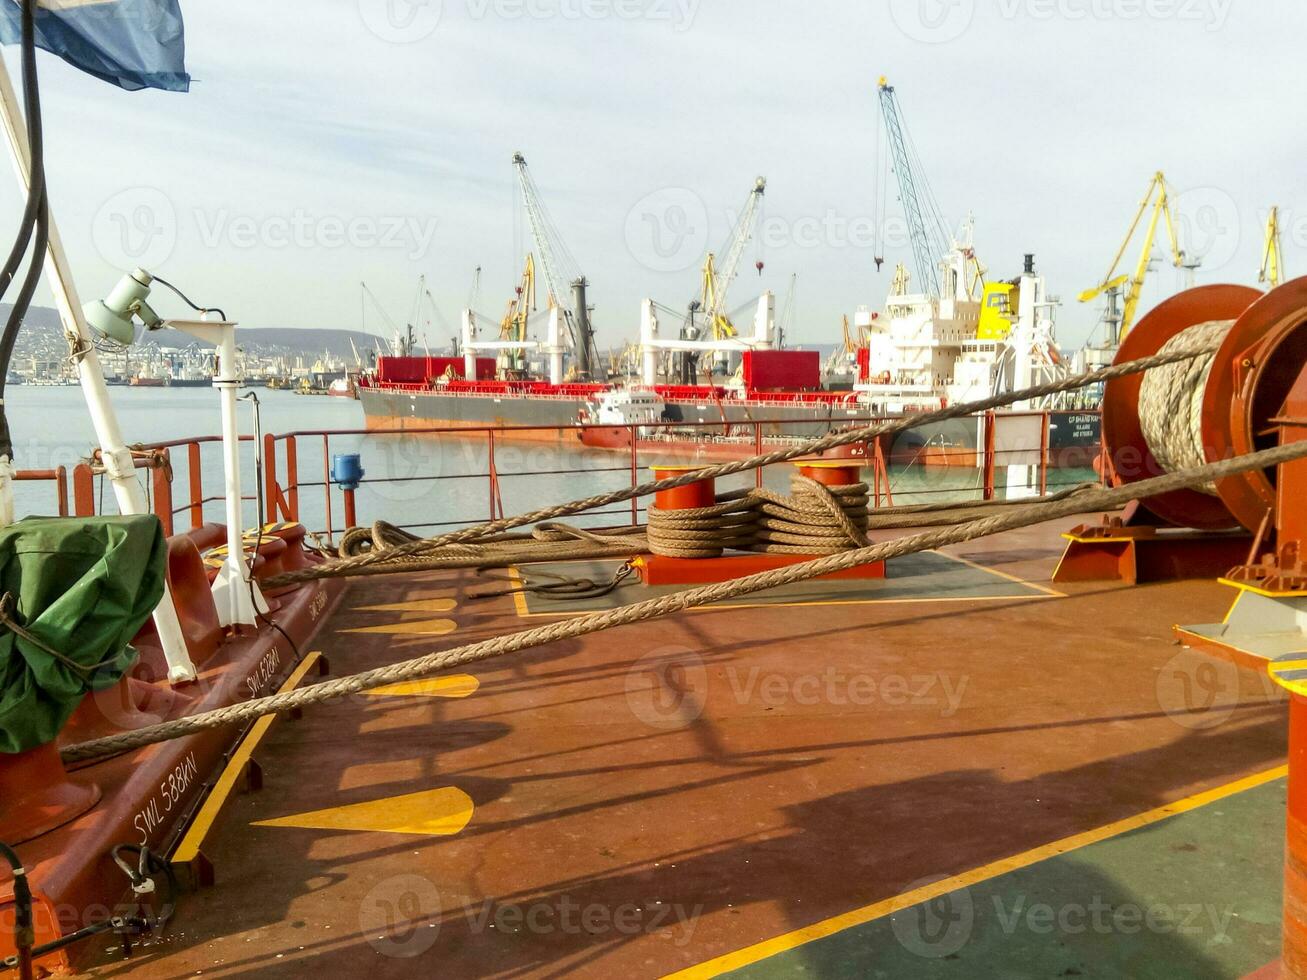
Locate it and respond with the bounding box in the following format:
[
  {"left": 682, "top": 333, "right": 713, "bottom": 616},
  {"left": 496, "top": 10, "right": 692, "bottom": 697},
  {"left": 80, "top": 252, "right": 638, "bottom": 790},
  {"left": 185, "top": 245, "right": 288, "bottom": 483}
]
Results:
[
  {"left": 263, "top": 432, "right": 281, "bottom": 521},
  {"left": 152, "top": 448, "right": 174, "bottom": 537},
  {"left": 54, "top": 465, "right": 68, "bottom": 517},
  {"left": 1040, "top": 411, "right": 1051, "bottom": 497},
  {"left": 285, "top": 435, "right": 300, "bottom": 521},
  {"left": 72, "top": 463, "right": 95, "bottom": 517},
  {"left": 187, "top": 442, "right": 204, "bottom": 529},
  {"left": 628, "top": 425, "right": 639, "bottom": 526},
  {"left": 982, "top": 412, "right": 997, "bottom": 501}
]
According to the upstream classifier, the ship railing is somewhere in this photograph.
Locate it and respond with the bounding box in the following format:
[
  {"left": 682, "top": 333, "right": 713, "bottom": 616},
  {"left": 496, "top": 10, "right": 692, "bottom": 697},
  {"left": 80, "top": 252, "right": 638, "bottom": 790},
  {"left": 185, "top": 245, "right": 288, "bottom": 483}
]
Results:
[
  {"left": 13, "top": 466, "right": 69, "bottom": 516},
  {"left": 40, "top": 407, "right": 1097, "bottom": 546},
  {"left": 251, "top": 411, "right": 1096, "bottom": 546},
  {"left": 66, "top": 435, "right": 259, "bottom": 538},
  {"left": 51, "top": 412, "right": 1096, "bottom": 545}
]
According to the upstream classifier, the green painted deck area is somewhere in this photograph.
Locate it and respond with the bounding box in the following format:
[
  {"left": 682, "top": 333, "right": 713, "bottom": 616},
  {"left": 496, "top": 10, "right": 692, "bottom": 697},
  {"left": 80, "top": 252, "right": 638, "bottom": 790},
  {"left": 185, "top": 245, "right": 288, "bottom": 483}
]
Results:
[
  {"left": 723, "top": 778, "right": 1287, "bottom": 979},
  {"left": 512, "top": 551, "right": 1053, "bottom": 616}
]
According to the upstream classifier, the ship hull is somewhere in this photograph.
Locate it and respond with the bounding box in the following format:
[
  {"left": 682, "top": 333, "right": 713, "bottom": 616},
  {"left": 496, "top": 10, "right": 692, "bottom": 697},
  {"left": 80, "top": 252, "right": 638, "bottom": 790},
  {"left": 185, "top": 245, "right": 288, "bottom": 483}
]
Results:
[{"left": 359, "top": 387, "right": 1100, "bottom": 468}]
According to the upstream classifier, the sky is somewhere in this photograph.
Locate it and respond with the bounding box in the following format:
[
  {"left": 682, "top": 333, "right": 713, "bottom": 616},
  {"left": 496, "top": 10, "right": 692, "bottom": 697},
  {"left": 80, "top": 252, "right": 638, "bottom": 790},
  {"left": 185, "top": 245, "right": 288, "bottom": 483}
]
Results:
[{"left": 4, "top": 0, "right": 1304, "bottom": 351}]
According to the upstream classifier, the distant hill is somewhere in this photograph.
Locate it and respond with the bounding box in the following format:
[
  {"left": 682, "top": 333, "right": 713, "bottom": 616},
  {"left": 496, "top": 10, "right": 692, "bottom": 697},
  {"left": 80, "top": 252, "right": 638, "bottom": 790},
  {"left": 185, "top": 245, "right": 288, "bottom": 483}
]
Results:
[{"left": 0, "top": 304, "right": 385, "bottom": 358}]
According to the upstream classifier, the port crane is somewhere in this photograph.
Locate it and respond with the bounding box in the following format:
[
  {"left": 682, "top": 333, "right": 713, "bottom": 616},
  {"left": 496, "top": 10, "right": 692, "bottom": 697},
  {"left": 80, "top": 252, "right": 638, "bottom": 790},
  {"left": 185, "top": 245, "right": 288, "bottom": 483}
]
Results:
[
  {"left": 688, "top": 176, "right": 767, "bottom": 341},
  {"left": 1260, "top": 206, "right": 1284, "bottom": 288},
  {"left": 1079, "top": 171, "right": 1191, "bottom": 344},
  {"left": 498, "top": 254, "right": 536, "bottom": 374},
  {"left": 874, "top": 77, "right": 952, "bottom": 297},
  {"left": 360, "top": 281, "right": 413, "bottom": 356},
  {"left": 512, "top": 152, "right": 597, "bottom": 377}
]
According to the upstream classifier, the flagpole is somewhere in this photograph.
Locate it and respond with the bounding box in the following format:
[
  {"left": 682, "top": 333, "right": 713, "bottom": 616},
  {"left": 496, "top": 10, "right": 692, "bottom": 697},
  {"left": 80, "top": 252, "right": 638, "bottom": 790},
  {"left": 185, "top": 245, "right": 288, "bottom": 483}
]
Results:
[{"left": 0, "top": 48, "right": 196, "bottom": 684}]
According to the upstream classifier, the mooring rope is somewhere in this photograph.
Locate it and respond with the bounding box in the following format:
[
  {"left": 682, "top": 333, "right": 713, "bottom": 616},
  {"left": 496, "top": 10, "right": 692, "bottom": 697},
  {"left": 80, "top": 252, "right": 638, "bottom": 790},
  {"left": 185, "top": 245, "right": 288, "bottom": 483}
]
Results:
[
  {"left": 751, "top": 477, "right": 870, "bottom": 554},
  {"left": 261, "top": 346, "right": 1217, "bottom": 590},
  {"left": 1138, "top": 320, "right": 1232, "bottom": 495},
  {"left": 59, "top": 438, "right": 1307, "bottom": 764}
]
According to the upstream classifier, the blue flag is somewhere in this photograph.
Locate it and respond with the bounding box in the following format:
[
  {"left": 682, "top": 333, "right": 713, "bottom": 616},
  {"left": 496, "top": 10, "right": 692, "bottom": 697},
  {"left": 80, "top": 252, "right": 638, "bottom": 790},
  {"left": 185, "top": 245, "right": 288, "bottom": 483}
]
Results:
[{"left": 0, "top": 0, "right": 189, "bottom": 93}]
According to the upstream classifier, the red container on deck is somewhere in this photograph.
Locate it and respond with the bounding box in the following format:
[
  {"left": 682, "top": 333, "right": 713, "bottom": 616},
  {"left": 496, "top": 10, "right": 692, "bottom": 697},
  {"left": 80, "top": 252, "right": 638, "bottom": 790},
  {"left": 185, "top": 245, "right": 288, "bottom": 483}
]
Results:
[
  {"left": 376, "top": 356, "right": 496, "bottom": 384},
  {"left": 651, "top": 465, "right": 715, "bottom": 510},
  {"left": 743, "top": 350, "right": 821, "bottom": 392}
]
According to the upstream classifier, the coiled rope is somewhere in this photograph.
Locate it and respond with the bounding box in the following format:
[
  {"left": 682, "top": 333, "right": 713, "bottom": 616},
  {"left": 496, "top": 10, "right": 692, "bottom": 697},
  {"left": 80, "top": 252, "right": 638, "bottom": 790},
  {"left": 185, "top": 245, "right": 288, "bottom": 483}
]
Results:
[
  {"left": 1138, "top": 320, "right": 1232, "bottom": 495},
  {"left": 262, "top": 345, "right": 1218, "bottom": 589},
  {"left": 59, "top": 438, "right": 1307, "bottom": 765},
  {"left": 752, "top": 477, "right": 870, "bottom": 554},
  {"left": 645, "top": 476, "right": 870, "bottom": 557}
]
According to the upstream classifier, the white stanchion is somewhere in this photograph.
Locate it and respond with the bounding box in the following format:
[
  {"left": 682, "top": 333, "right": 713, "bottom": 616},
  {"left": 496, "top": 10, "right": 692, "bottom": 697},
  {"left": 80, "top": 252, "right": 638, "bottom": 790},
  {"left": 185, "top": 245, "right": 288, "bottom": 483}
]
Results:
[{"left": 0, "top": 50, "right": 197, "bottom": 682}]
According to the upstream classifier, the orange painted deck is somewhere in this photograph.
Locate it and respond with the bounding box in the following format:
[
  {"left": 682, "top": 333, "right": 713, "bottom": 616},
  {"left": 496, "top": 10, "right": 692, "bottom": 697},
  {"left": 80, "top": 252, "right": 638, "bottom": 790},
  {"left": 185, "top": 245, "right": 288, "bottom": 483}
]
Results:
[{"left": 81, "top": 518, "right": 1291, "bottom": 978}]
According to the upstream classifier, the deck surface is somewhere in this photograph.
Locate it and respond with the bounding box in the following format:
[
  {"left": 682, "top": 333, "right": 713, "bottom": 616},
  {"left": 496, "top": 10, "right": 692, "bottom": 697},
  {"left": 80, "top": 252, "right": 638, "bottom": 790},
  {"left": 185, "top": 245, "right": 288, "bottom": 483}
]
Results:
[{"left": 85, "top": 519, "right": 1290, "bottom": 978}]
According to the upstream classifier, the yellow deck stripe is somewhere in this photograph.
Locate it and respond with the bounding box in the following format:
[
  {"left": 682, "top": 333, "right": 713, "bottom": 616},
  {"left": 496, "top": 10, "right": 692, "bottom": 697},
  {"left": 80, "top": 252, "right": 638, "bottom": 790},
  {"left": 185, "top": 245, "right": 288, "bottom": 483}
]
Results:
[
  {"left": 664, "top": 765, "right": 1288, "bottom": 979},
  {"left": 341, "top": 618, "right": 457, "bottom": 636},
  {"left": 172, "top": 651, "right": 324, "bottom": 866},
  {"left": 354, "top": 598, "right": 459, "bottom": 613},
  {"left": 943, "top": 551, "right": 1066, "bottom": 598}
]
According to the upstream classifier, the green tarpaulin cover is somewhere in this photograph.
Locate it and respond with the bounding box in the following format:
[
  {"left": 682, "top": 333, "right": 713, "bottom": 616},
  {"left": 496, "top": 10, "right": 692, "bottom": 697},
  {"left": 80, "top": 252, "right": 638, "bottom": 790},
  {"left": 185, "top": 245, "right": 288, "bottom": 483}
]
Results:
[{"left": 0, "top": 515, "right": 166, "bottom": 754}]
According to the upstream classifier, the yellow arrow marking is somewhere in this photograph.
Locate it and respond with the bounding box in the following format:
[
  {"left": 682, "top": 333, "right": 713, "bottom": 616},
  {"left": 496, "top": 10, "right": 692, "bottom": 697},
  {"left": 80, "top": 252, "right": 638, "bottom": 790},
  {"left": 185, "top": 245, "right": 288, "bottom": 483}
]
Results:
[
  {"left": 355, "top": 598, "right": 458, "bottom": 614},
  {"left": 342, "top": 618, "right": 457, "bottom": 636},
  {"left": 252, "top": 787, "right": 475, "bottom": 837},
  {"left": 365, "top": 675, "right": 480, "bottom": 699}
]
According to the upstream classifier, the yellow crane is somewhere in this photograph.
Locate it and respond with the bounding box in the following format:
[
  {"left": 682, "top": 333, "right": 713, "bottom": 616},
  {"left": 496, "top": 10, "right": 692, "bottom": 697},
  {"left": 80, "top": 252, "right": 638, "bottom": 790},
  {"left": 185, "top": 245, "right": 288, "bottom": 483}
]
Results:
[
  {"left": 499, "top": 254, "right": 536, "bottom": 374},
  {"left": 694, "top": 253, "right": 738, "bottom": 341},
  {"left": 1259, "top": 206, "right": 1284, "bottom": 288},
  {"left": 1079, "top": 171, "right": 1189, "bottom": 342}
]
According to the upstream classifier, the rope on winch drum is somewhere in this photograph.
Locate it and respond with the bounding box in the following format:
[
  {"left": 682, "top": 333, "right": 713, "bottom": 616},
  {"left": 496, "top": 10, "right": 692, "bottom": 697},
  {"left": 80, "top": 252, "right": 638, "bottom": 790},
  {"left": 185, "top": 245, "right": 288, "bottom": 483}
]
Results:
[
  {"left": 59, "top": 438, "right": 1307, "bottom": 765},
  {"left": 1138, "top": 320, "right": 1233, "bottom": 496},
  {"left": 259, "top": 345, "right": 1221, "bottom": 589}
]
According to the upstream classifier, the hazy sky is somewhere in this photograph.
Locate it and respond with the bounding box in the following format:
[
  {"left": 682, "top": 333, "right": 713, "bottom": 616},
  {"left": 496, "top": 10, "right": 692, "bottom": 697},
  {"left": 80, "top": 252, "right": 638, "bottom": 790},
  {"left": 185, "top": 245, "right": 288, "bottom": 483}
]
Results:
[{"left": 5, "top": 0, "right": 1303, "bottom": 350}]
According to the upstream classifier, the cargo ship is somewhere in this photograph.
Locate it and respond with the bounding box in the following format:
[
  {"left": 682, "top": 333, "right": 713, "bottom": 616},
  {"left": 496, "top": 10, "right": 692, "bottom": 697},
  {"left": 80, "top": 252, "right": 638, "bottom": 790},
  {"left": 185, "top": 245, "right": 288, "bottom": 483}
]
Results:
[{"left": 357, "top": 248, "right": 1102, "bottom": 469}]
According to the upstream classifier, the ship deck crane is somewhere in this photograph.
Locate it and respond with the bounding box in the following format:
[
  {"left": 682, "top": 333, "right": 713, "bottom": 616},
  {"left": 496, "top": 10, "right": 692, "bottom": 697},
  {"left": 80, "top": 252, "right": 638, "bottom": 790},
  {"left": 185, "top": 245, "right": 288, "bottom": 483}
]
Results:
[
  {"left": 874, "top": 77, "right": 951, "bottom": 297},
  {"left": 1078, "top": 171, "right": 1190, "bottom": 344},
  {"left": 1260, "top": 206, "right": 1284, "bottom": 288},
  {"left": 512, "top": 152, "right": 598, "bottom": 377}
]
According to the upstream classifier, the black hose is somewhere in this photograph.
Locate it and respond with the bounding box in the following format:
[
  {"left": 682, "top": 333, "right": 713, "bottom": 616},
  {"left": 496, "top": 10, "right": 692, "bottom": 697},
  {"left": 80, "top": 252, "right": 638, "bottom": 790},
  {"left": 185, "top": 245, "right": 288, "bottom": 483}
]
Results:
[
  {"left": 0, "top": 0, "right": 48, "bottom": 462},
  {"left": 0, "top": 840, "right": 35, "bottom": 980},
  {"left": 0, "top": 0, "right": 43, "bottom": 301}
]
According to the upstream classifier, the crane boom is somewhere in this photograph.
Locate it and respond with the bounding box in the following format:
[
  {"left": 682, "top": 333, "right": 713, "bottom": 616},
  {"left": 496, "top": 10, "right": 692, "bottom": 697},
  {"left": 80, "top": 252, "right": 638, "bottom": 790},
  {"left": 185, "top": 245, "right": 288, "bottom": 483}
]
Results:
[
  {"left": 1260, "top": 206, "right": 1283, "bottom": 288},
  {"left": 1079, "top": 171, "right": 1190, "bottom": 341},
  {"left": 876, "top": 77, "right": 949, "bottom": 297},
  {"left": 711, "top": 176, "right": 766, "bottom": 321},
  {"left": 512, "top": 152, "right": 581, "bottom": 348}
]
